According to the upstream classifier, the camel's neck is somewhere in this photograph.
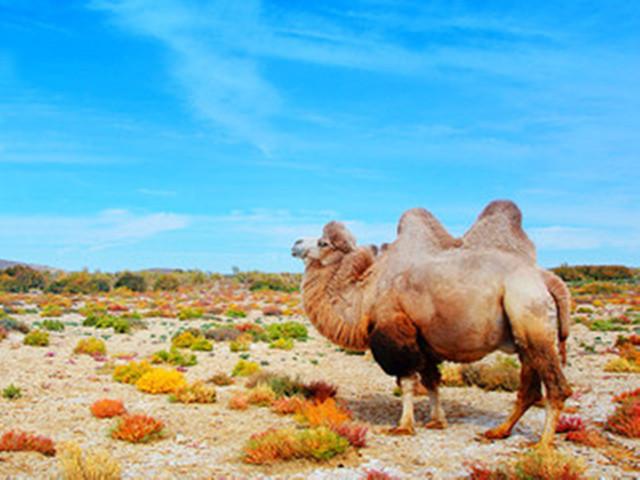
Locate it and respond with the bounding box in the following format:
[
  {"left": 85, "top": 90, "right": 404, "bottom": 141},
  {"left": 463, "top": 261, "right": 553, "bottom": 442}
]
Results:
[{"left": 301, "top": 249, "right": 374, "bottom": 350}]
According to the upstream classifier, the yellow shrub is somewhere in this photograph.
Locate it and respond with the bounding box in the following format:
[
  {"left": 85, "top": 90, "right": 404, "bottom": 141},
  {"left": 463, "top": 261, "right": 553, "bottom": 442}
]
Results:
[
  {"left": 170, "top": 381, "right": 216, "bottom": 404},
  {"left": 604, "top": 357, "right": 640, "bottom": 373},
  {"left": 136, "top": 368, "right": 186, "bottom": 394},
  {"left": 74, "top": 338, "right": 106, "bottom": 357}
]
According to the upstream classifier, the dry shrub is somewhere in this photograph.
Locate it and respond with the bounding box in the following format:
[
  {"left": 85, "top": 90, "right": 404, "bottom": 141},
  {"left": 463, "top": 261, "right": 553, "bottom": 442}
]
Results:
[
  {"left": 170, "top": 381, "right": 216, "bottom": 404},
  {"left": 272, "top": 396, "right": 306, "bottom": 415},
  {"left": 135, "top": 368, "right": 186, "bottom": 394},
  {"left": 228, "top": 392, "right": 250, "bottom": 410},
  {"left": 208, "top": 372, "right": 234, "bottom": 386},
  {"left": 246, "top": 385, "right": 276, "bottom": 406},
  {"left": 440, "top": 363, "right": 465, "bottom": 387},
  {"left": 305, "top": 380, "right": 338, "bottom": 402},
  {"left": 297, "top": 398, "right": 352, "bottom": 428},
  {"left": 90, "top": 399, "right": 126, "bottom": 419},
  {"left": 57, "top": 441, "right": 121, "bottom": 480},
  {"left": 461, "top": 356, "right": 520, "bottom": 392},
  {"left": 110, "top": 414, "right": 164, "bottom": 443},
  {"left": 0, "top": 430, "right": 56, "bottom": 456},
  {"left": 242, "top": 426, "right": 349, "bottom": 464}
]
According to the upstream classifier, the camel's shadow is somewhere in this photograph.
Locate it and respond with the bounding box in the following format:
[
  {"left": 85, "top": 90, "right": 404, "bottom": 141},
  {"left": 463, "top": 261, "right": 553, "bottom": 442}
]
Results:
[{"left": 344, "top": 393, "right": 539, "bottom": 438}]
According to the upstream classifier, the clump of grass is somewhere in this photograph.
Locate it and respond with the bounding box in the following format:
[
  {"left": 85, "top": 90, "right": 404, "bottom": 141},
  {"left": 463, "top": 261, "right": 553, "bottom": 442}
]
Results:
[
  {"left": 170, "top": 381, "right": 216, "bottom": 404},
  {"left": 24, "top": 329, "right": 49, "bottom": 347},
  {"left": 0, "top": 430, "right": 56, "bottom": 456},
  {"left": 90, "top": 399, "right": 126, "bottom": 419},
  {"left": 74, "top": 337, "right": 107, "bottom": 357},
  {"left": 232, "top": 360, "right": 260, "bottom": 377},
  {"left": 2, "top": 384, "right": 22, "bottom": 400},
  {"left": 461, "top": 356, "right": 520, "bottom": 391},
  {"left": 110, "top": 414, "right": 165, "bottom": 443},
  {"left": 57, "top": 441, "right": 121, "bottom": 480}
]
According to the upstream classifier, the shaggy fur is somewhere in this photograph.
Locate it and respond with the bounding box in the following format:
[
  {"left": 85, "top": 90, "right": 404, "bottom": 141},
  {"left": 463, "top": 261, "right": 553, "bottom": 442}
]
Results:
[{"left": 292, "top": 200, "right": 572, "bottom": 446}]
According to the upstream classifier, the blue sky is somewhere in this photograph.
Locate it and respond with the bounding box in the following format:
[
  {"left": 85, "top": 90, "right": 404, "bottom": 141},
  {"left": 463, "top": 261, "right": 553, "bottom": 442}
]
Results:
[{"left": 0, "top": 1, "right": 638, "bottom": 272}]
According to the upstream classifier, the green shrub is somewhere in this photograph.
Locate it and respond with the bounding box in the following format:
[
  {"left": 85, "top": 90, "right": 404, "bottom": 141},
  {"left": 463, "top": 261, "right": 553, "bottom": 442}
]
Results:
[
  {"left": 266, "top": 322, "right": 308, "bottom": 341},
  {"left": 114, "top": 272, "right": 146, "bottom": 292},
  {"left": 232, "top": 360, "right": 260, "bottom": 377},
  {"left": 190, "top": 337, "right": 213, "bottom": 351},
  {"left": 178, "top": 306, "right": 204, "bottom": 320},
  {"left": 41, "top": 319, "right": 65, "bottom": 332},
  {"left": 151, "top": 347, "right": 197, "bottom": 367},
  {"left": 269, "top": 338, "right": 294, "bottom": 350}
]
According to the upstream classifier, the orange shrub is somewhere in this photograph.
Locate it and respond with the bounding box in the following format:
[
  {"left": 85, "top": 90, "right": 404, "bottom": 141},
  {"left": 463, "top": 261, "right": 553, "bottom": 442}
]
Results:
[
  {"left": 0, "top": 430, "right": 56, "bottom": 456},
  {"left": 606, "top": 398, "right": 640, "bottom": 438},
  {"left": 110, "top": 414, "right": 164, "bottom": 443},
  {"left": 90, "top": 399, "right": 126, "bottom": 419},
  {"left": 297, "top": 398, "right": 352, "bottom": 428}
]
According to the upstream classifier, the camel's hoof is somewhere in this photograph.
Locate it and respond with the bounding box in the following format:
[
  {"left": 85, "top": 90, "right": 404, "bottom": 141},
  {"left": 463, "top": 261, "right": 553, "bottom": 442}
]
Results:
[
  {"left": 424, "top": 419, "right": 448, "bottom": 430},
  {"left": 386, "top": 426, "right": 415, "bottom": 436},
  {"left": 483, "top": 427, "right": 511, "bottom": 440}
]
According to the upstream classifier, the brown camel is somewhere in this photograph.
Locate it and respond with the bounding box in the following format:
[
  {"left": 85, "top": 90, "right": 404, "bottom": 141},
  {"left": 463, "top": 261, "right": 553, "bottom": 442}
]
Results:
[{"left": 291, "top": 200, "right": 572, "bottom": 447}]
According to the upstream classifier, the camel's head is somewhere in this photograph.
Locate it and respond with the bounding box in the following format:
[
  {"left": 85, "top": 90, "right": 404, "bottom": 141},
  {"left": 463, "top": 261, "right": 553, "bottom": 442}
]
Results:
[{"left": 292, "top": 221, "right": 357, "bottom": 265}]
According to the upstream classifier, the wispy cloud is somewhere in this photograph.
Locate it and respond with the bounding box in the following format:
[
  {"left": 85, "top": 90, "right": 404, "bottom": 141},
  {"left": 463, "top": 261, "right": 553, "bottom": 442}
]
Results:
[{"left": 0, "top": 209, "right": 190, "bottom": 252}]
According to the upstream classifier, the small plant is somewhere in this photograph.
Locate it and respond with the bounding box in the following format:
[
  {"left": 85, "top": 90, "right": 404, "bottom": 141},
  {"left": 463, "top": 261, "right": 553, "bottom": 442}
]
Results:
[
  {"left": 2, "top": 384, "right": 22, "bottom": 400},
  {"left": 305, "top": 380, "right": 338, "bottom": 402},
  {"left": 331, "top": 422, "right": 367, "bottom": 448},
  {"left": 170, "top": 381, "right": 217, "bottom": 404},
  {"left": 24, "top": 329, "right": 49, "bottom": 347},
  {"left": 0, "top": 430, "right": 56, "bottom": 456},
  {"left": 245, "top": 372, "right": 307, "bottom": 398},
  {"left": 512, "top": 447, "right": 586, "bottom": 479},
  {"left": 190, "top": 337, "right": 213, "bottom": 351},
  {"left": 439, "top": 363, "right": 465, "bottom": 387},
  {"left": 110, "top": 414, "right": 164, "bottom": 443},
  {"left": 41, "top": 319, "right": 65, "bottom": 331},
  {"left": 272, "top": 396, "right": 306, "bottom": 415},
  {"left": 151, "top": 347, "right": 197, "bottom": 367},
  {"left": 57, "top": 441, "right": 121, "bottom": 480},
  {"left": 232, "top": 360, "right": 260, "bottom": 377},
  {"left": 205, "top": 327, "right": 241, "bottom": 342},
  {"left": 113, "top": 361, "right": 153, "bottom": 384},
  {"left": 230, "top": 338, "right": 251, "bottom": 352},
  {"left": 136, "top": 368, "right": 186, "bottom": 394},
  {"left": 269, "top": 337, "right": 294, "bottom": 350},
  {"left": 90, "top": 399, "right": 126, "bottom": 419},
  {"left": 604, "top": 357, "right": 640, "bottom": 373},
  {"left": 613, "top": 387, "right": 640, "bottom": 404},
  {"left": 208, "top": 372, "right": 234, "bottom": 386},
  {"left": 589, "top": 319, "right": 625, "bottom": 332},
  {"left": 74, "top": 337, "right": 107, "bottom": 357},
  {"left": 178, "top": 306, "right": 204, "bottom": 320},
  {"left": 0, "top": 317, "right": 30, "bottom": 333},
  {"left": 40, "top": 304, "right": 64, "bottom": 317},
  {"left": 565, "top": 429, "right": 608, "bottom": 448}
]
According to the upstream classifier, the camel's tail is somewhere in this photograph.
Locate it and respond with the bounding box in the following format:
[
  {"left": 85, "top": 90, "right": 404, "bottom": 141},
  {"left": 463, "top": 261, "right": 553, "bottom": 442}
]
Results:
[{"left": 541, "top": 269, "right": 571, "bottom": 365}]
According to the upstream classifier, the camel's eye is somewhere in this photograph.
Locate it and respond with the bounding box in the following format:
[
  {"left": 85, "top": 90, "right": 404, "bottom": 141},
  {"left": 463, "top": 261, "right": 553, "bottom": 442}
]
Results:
[{"left": 318, "top": 239, "right": 330, "bottom": 248}]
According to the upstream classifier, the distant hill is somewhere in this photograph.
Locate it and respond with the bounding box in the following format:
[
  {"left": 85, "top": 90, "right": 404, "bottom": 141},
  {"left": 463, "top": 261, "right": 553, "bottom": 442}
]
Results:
[{"left": 0, "top": 259, "right": 57, "bottom": 272}]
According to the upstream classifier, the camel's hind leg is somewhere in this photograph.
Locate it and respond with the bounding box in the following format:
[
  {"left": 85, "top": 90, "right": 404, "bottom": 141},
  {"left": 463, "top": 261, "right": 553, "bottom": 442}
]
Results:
[
  {"left": 419, "top": 362, "right": 448, "bottom": 429},
  {"left": 484, "top": 361, "right": 541, "bottom": 439},
  {"left": 494, "top": 276, "right": 572, "bottom": 446}
]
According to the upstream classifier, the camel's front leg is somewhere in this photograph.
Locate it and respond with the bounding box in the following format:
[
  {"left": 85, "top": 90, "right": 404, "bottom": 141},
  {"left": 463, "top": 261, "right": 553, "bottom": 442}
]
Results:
[{"left": 388, "top": 375, "right": 416, "bottom": 435}]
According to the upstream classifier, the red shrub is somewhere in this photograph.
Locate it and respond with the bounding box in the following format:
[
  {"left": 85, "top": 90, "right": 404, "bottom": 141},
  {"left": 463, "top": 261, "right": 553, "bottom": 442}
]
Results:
[
  {"left": 305, "top": 380, "right": 338, "bottom": 402},
  {"left": 110, "top": 414, "right": 165, "bottom": 443},
  {"left": 331, "top": 423, "right": 367, "bottom": 448},
  {"left": 364, "top": 469, "right": 399, "bottom": 480},
  {"left": 556, "top": 415, "right": 585, "bottom": 433},
  {"left": 613, "top": 388, "right": 640, "bottom": 404},
  {"left": 606, "top": 398, "right": 640, "bottom": 438},
  {"left": 0, "top": 430, "right": 55, "bottom": 456}
]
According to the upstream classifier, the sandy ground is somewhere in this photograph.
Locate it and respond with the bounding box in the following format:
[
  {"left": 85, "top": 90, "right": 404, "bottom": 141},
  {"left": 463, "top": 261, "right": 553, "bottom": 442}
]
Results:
[{"left": 0, "top": 308, "right": 638, "bottom": 479}]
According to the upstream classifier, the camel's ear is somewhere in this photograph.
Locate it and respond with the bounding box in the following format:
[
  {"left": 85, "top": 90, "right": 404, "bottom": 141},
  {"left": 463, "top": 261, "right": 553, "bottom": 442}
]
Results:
[{"left": 323, "top": 221, "right": 357, "bottom": 253}]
